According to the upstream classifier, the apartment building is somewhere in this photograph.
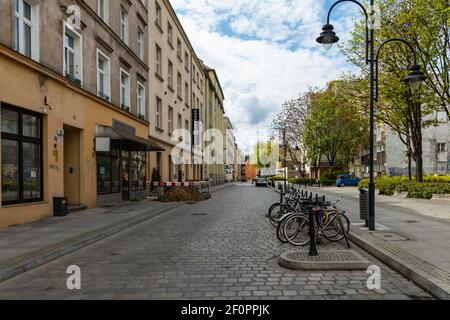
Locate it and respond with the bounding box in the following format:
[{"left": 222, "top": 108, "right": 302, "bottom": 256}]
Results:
[
  {"left": 0, "top": 0, "right": 161, "bottom": 228},
  {"left": 204, "top": 64, "right": 225, "bottom": 185},
  {"left": 375, "top": 110, "right": 449, "bottom": 176},
  {"left": 349, "top": 109, "right": 450, "bottom": 177},
  {"left": 223, "top": 116, "right": 235, "bottom": 182},
  {"left": 147, "top": 0, "right": 205, "bottom": 182}
]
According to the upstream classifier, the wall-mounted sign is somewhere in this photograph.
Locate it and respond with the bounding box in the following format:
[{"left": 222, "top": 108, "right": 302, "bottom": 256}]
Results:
[
  {"left": 96, "top": 137, "right": 111, "bottom": 152},
  {"left": 192, "top": 109, "right": 200, "bottom": 146}
]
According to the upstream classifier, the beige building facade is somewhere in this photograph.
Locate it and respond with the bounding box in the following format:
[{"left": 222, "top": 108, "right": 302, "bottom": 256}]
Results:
[
  {"left": 204, "top": 65, "right": 225, "bottom": 185},
  {"left": 147, "top": 0, "right": 205, "bottom": 183},
  {"left": 0, "top": 0, "right": 157, "bottom": 228}
]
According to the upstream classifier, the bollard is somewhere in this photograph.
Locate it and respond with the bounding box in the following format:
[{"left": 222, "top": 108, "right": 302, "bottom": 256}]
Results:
[{"left": 309, "top": 210, "right": 318, "bottom": 257}]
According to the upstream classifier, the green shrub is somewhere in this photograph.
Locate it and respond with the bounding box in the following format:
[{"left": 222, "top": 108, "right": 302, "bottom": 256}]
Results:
[
  {"left": 288, "top": 178, "right": 317, "bottom": 186},
  {"left": 358, "top": 176, "right": 450, "bottom": 199},
  {"left": 268, "top": 176, "right": 286, "bottom": 181}
]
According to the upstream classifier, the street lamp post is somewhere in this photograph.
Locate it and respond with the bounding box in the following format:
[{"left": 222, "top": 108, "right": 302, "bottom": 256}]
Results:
[{"left": 316, "top": 0, "right": 426, "bottom": 231}]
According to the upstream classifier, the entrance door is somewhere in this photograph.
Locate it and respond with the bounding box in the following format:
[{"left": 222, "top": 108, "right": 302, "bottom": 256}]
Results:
[
  {"left": 121, "top": 151, "right": 130, "bottom": 201},
  {"left": 64, "top": 125, "right": 81, "bottom": 205}
]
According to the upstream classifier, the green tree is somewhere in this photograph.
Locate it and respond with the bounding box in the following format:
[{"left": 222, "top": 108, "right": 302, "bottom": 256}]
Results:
[
  {"left": 302, "top": 84, "right": 368, "bottom": 174},
  {"left": 341, "top": 0, "right": 448, "bottom": 181}
]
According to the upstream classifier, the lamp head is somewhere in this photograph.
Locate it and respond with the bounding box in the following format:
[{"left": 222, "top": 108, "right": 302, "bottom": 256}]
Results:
[
  {"left": 405, "top": 65, "right": 426, "bottom": 94},
  {"left": 316, "top": 24, "right": 339, "bottom": 50}
]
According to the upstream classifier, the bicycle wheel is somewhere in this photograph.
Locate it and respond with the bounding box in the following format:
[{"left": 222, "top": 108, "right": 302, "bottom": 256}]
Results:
[
  {"left": 322, "top": 212, "right": 341, "bottom": 240},
  {"left": 284, "top": 214, "right": 310, "bottom": 246},
  {"left": 324, "top": 214, "right": 351, "bottom": 242},
  {"left": 269, "top": 203, "right": 287, "bottom": 227},
  {"left": 276, "top": 216, "right": 289, "bottom": 243}
]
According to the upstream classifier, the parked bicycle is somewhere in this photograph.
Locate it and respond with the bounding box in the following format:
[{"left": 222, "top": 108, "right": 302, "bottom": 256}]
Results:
[{"left": 268, "top": 188, "right": 350, "bottom": 247}]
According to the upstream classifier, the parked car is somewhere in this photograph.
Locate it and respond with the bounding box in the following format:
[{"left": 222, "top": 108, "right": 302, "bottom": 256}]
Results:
[
  {"left": 336, "top": 174, "right": 360, "bottom": 187},
  {"left": 255, "top": 178, "right": 268, "bottom": 187}
]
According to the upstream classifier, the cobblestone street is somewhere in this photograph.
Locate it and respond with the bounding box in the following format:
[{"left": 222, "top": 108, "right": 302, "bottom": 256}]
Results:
[{"left": 0, "top": 184, "right": 432, "bottom": 300}]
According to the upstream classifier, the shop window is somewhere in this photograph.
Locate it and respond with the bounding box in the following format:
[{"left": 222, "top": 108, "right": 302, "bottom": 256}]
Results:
[
  {"left": 96, "top": 141, "right": 120, "bottom": 195},
  {"left": 131, "top": 151, "right": 146, "bottom": 191},
  {"left": 1, "top": 104, "right": 42, "bottom": 205}
]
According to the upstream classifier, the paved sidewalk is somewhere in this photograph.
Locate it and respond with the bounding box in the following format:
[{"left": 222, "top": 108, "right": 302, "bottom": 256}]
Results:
[
  {"left": 303, "top": 186, "right": 450, "bottom": 299},
  {"left": 0, "top": 200, "right": 184, "bottom": 282},
  {"left": 0, "top": 183, "right": 234, "bottom": 283}
]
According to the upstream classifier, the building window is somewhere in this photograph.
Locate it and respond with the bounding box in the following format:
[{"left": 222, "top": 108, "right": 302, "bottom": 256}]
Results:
[
  {"left": 155, "top": 1, "right": 162, "bottom": 27},
  {"left": 138, "top": 29, "right": 145, "bottom": 61},
  {"left": 1, "top": 104, "right": 42, "bottom": 206},
  {"left": 14, "top": 0, "right": 39, "bottom": 61},
  {"left": 185, "top": 82, "right": 189, "bottom": 103},
  {"left": 120, "top": 6, "right": 129, "bottom": 45},
  {"left": 167, "top": 22, "right": 173, "bottom": 46},
  {"left": 177, "top": 39, "right": 182, "bottom": 58},
  {"left": 185, "top": 51, "right": 189, "bottom": 71},
  {"left": 96, "top": 49, "right": 110, "bottom": 101},
  {"left": 64, "top": 23, "right": 83, "bottom": 85},
  {"left": 137, "top": 82, "right": 146, "bottom": 119},
  {"left": 177, "top": 72, "right": 182, "bottom": 97},
  {"left": 193, "top": 66, "right": 196, "bottom": 83},
  {"left": 156, "top": 152, "right": 162, "bottom": 174},
  {"left": 120, "top": 69, "right": 131, "bottom": 111},
  {"left": 168, "top": 107, "right": 173, "bottom": 134},
  {"left": 168, "top": 155, "right": 173, "bottom": 180},
  {"left": 168, "top": 60, "right": 173, "bottom": 88},
  {"left": 437, "top": 143, "right": 447, "bottom": 152},
  {"left": 97, "top": 0, "right": 109, "bottom": 23},
  {"left": 156, "top": 97, "right": 162, "bottom": 129},
  {"left": 97, "top": 141, "right": 120, "bottom": 195},
  {"left": 156, "top": 45, "right": 162, "bottom": 76},
  {"left": 178, "top": 114, "right": 182, "bottom": 130}
]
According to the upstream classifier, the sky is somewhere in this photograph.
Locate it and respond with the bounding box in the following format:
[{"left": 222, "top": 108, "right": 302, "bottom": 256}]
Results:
[{"left": 171, "top": 0, "right": 362, "bottom": 155}]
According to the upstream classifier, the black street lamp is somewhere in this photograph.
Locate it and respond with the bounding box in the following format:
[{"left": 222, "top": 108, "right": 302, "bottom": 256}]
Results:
[{"left": 317, "top": 0, "right": 426, "bottom": 231}]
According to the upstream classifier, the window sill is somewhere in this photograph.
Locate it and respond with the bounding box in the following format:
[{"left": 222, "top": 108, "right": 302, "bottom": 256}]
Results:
[
  {"left": 177, "top": 95, "right": 183, "bottom": 102},
  {"left": 155, "top": 127, "right": 164, "bottom": 133},
  {"left": 155, "top": 73, "right": 164, "bottom": 83},
  {"left": 2, "top": 200, "right": 48, "bottom": 209},
  {"left": 167, "top": 40, "right": 174, "bottom": 50},
  {"left": 167, "top": 85, "right": 175, "bottom": 93},
  {"left": 155, "top": 21, "right": 163, "bottom": 34},
  {"left": 177, "top": 55, "right": 183, "bottom": 63}
]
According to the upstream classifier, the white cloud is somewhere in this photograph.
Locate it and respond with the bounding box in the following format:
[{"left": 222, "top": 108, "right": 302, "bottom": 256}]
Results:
[{"left": 171, "top": 0, "right": 360, "bottom": 151}]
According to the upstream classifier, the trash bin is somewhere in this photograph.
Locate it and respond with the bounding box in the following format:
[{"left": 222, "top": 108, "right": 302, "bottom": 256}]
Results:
[
  {"left": 359, "top": 189, "right": 368, "bottom": 223},
  {"left": 54, "top": 197, "right": 69, "bottom": 217}
]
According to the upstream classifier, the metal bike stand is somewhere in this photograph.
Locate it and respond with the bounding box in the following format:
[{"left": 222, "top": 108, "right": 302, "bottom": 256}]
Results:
[{"left": 308, "top": 210, "right": 318, "bottom": 257}]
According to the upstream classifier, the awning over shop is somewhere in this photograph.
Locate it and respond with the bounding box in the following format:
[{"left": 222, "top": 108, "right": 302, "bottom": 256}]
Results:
[{"left": 96, "top": 125, "right": 164, "bottom": 152}]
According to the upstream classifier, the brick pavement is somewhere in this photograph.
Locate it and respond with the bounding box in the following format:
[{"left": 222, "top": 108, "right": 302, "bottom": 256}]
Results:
[{"left": 0, "top": 184, "right": 433, "bottom": 300}]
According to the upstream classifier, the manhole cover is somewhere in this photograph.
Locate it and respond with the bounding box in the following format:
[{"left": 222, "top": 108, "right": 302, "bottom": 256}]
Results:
[
  {"left": 279, "top": 250, "right": 370, "bottom": 271},
  {"left": 192, "top": 213, "right": 208, "bottom": 216},
  {"left": 370, "top": 232, "right": 409, "bottom": 241}
]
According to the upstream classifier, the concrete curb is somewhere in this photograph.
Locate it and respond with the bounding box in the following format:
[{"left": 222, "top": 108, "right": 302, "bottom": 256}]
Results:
[
  {"left": 349, "top": 231, "right": 450, "bottom": 300},
  {"left": 279, "top": 250, "right": 370, "bottom": 271},
  {"left": 0, "top": 202, "right": 184, "bottom": 284}
]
